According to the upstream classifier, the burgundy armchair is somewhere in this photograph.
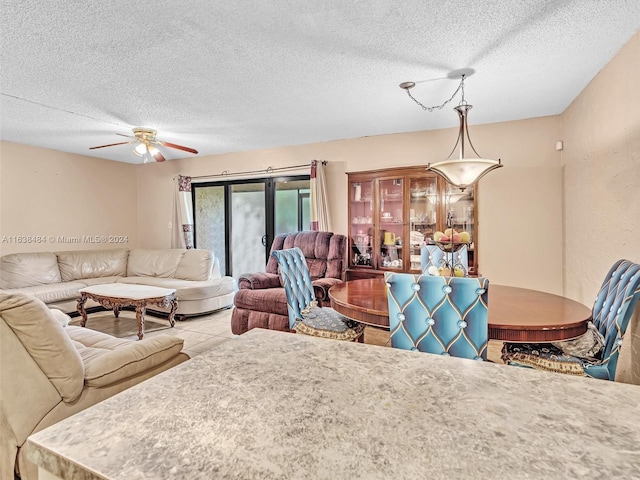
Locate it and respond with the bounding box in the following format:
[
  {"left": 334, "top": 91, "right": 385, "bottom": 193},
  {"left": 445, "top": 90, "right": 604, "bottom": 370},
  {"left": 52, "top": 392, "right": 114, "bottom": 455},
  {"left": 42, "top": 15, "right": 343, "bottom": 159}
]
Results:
[{"left": 231, "top": 231, "right": 348, "bottom": 335}]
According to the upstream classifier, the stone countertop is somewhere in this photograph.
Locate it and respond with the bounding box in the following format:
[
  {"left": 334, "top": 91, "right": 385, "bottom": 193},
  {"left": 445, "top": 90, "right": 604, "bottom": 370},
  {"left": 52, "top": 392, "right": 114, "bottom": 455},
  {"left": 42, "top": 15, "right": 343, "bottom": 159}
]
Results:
[{"left": 26, "top": 329, "right": 640, "bottom": 479}]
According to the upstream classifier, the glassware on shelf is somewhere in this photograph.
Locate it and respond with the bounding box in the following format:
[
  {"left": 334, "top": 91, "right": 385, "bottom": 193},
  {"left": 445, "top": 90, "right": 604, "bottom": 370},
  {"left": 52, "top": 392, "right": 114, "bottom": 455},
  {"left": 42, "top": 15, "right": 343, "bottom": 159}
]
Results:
[
  {"left": 349, "top": 179, "right": 375, "bottom": 269},
  {"left": 354, "top": 252, "right": 371, "bottom": 266}
]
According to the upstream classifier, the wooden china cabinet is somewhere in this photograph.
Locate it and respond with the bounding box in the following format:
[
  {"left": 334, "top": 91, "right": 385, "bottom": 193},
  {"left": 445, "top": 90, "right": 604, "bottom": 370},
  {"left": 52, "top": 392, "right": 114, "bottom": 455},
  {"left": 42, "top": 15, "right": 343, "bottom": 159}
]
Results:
[{"left": 346, "top": 166, "right": 478, "bottom": 280}]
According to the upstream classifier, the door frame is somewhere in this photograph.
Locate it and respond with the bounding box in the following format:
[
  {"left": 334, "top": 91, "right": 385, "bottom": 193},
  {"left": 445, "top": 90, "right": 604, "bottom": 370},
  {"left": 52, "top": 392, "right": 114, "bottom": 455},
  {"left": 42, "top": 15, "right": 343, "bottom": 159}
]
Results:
[{"left": 192, "top": 174, "right": 310, "bottom": 276}]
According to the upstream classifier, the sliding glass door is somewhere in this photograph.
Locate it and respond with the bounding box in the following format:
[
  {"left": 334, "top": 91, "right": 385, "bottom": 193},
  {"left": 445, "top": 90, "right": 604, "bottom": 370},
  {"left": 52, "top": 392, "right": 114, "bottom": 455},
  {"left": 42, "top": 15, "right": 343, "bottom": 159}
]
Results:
[
  {"left": 193, "top": 175, "right": 310, "bottom": 278},
  {"left": 230, "top": 182, "right": 267, "bottom": 279},
  {"left": 275, "top": 178, "right": 311, "bottom": 235},
  {"left": 193, "top": 185, "right": 227, "bottom": 274}
]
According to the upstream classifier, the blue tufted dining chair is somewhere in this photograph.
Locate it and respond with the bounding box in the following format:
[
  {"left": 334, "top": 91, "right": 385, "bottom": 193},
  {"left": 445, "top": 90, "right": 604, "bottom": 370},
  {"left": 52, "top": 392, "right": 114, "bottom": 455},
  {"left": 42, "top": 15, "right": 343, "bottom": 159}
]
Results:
[
  {"left": 271, "top": 247, "right": 365, "bottom": 342},
  {"left": 385, "top": 272, "right": 489, "bottom": 360},
  {"left": 420, "top": 245, "right": 469, "bottom": 276},
  {"left": 501, "top": 259, "right": 640, "bottom": 380}
]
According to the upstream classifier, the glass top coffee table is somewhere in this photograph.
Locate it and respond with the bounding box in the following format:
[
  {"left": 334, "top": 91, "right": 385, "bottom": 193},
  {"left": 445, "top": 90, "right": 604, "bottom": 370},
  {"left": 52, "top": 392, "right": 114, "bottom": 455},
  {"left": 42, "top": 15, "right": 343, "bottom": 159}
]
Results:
[{"left": 77, "top": 283, "right": 178, "bottom": 340}]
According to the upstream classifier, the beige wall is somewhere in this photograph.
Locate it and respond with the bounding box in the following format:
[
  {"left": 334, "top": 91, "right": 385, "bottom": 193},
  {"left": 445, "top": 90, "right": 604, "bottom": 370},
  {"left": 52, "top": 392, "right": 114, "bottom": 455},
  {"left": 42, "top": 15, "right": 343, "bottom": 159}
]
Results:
[
  {"left": 561, "top": 31, "right": 640, "bottom": 305},
  {"left": 136, "top": 115, "right": 564, "bottom": 293},
  {"left": 0, "top": 141, "right": 138, "bottom": 255}
]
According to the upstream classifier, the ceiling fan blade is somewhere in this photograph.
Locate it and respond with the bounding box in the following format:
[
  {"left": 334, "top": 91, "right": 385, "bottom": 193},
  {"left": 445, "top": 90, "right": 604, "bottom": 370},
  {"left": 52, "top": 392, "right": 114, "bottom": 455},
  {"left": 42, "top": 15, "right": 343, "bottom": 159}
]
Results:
[
  {"left": 158, "top": 141, "right": 198, "bottom": 155},
  {"left": 153, "top": 150, "right": 166, "bottom": 162},
  {"left": 89, "top": 141, "right": 134, "bottom": 150},
  {"left": 116, "top": 133, "right": 137, "bottom": 139}
]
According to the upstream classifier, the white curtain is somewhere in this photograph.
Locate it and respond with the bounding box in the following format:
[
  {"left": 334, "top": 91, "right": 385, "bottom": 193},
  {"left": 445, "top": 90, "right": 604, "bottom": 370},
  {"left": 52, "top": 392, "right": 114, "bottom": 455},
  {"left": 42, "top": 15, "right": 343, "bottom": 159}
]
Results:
[
  {"left": 172, "top": 175, "right": 194, "bottom": 249},
  {"left": 310, "top": 160, "right": 331, "bottom": 231}
]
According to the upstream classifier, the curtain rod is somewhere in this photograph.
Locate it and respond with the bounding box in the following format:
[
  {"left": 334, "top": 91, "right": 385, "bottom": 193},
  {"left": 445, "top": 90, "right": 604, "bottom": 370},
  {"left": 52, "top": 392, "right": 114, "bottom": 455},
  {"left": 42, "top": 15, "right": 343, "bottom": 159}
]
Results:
[{"left": 175, "top": 161, "right": 326, "bottom": 180}]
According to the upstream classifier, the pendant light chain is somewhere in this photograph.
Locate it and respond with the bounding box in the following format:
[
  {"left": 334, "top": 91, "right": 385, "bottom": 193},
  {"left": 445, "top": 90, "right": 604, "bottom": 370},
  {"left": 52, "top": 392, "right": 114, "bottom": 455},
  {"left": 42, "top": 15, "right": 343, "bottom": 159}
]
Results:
[
  {"left": 404, "top": 76, "right": 465, "bottom": 112},
  {"left": 400, "top": 70, "right": 502, "bottom": 190},
  {"left": 459, "top": 75, "right": 467, "bottom": 105}
]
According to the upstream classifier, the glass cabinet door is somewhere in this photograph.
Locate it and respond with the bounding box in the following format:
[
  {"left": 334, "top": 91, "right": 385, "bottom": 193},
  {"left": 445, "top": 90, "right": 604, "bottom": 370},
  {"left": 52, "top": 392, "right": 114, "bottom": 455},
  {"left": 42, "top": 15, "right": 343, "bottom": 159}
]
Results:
[
  {"left": 445, "top": 183, "right": 476, "bottom": 273},
  {"left": 408, "top": 176, "right": 438, "bottom": 271},
  {"left": 349, "top": 180, "right": 374, "bottom": 268},
  {"left": 346, "top": 166, "right": 479, "bottom": 279},
  {"left": 378, "top": 177, "right": 403, "bottom": 270}
]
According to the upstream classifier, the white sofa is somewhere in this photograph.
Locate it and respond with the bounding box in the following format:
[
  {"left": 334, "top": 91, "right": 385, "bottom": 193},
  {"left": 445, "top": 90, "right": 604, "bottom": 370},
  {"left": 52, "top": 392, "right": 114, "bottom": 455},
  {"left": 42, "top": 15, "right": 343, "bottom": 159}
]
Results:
[
  {"left": 0, "top": 292, "right": 189, "bottom": 480},
  {"left": 0, "top": 248, "right": 237, "bottom": 318}
]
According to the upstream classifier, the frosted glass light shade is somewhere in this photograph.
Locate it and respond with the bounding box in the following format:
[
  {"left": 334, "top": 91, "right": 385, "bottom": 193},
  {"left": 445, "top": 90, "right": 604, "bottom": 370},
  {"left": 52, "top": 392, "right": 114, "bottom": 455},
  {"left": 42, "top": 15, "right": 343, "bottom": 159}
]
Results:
[
  {"left": 428, "top": 158, "right": 502, "bottom": 191},
  {"left": 134, "top": 143, "right": 159, "bottom": 157},
  {"left": 134, "top": 143, "right": 147, "bottom": 155},
  {"left": 427, "top": 104, "right": 502, "bottom": 190}
]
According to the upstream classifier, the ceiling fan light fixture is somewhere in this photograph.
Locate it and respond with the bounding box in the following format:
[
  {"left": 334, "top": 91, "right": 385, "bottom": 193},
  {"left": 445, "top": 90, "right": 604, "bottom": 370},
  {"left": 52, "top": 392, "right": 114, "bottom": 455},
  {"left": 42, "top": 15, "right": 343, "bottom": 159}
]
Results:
[
  {"left": 133, "top": 143, "right": 147, "bottom": 156},
  {"left": 89, "top": 127, "right": 197, "bottom": 163},
  {"left": 134, "top": 142, "right": 159, "bottom": 162}
]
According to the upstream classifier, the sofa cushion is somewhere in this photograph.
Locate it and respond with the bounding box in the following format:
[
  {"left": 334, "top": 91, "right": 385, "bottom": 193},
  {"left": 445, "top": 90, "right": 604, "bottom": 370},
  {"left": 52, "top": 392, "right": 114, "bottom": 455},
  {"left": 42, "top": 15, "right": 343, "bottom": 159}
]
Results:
[
  {"left": 174, "top": 249, "right": 215, "bottom": 281},
  {"left": 79, "top": 275, "right": 122, "bottom": 286},
  {"left": 27, "top": 282, "right": 88, "bottom": 304},
  {"left": 120, "top": 276, "right": 237, "bottom": 300},
  {"left": 56, "top": 249, "right": 128, "bottom": 282},
  {"left": 65, "top": 326, "right": 184, "bottom": 387},
  {"left": 49, "top": 308, "right": 71, "bottom": 327},
  {"left": 0, "top": 252, "right": 61, "bottom": 289},
  {"left": 127, "top": 249, "right": 186, "bottom": 278},
  {"left": 0, "top": 293, "right": 84, "bottom": 402},
  {"left": 0, "top": 283, "right": 86, "bottom": 304}
]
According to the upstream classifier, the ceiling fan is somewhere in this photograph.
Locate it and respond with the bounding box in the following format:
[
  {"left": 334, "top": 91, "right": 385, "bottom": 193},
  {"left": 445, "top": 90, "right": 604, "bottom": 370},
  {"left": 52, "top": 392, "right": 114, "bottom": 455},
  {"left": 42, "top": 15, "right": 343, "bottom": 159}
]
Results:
[{"left": 89, "top": 127, "right": 198, "bottom": 162}]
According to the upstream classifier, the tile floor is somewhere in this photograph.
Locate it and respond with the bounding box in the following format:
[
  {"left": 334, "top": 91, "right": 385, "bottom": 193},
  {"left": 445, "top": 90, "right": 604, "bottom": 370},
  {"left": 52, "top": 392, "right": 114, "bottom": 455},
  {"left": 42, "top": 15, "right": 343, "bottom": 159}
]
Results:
[
  {"left": 70, "top": 308, "right": 237, "bottom": 358},
  {"left": 72, "top": 308, "right": 504, "bottom": 362}
]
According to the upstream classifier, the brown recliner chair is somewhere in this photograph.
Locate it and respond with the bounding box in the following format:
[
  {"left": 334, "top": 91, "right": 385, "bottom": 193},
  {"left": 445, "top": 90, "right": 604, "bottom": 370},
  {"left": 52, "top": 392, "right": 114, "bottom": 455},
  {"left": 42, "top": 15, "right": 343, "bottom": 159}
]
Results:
[{"left": 231, "top": 231, "right": 347, "bottom": 335}]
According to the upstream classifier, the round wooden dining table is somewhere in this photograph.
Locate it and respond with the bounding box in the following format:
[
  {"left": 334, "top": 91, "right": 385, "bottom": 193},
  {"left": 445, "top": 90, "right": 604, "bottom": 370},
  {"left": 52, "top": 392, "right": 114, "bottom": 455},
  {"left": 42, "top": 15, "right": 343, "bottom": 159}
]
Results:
[{"left": 329, "top": 277, "right": 592, "bottom": 342}]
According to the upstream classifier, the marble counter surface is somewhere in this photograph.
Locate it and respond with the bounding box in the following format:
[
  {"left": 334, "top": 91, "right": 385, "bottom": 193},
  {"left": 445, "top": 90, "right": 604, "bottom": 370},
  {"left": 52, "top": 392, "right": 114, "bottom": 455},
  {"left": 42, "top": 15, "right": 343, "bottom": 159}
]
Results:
[{"left": 26, "top": 329, "right": 640, "bottom": 479}]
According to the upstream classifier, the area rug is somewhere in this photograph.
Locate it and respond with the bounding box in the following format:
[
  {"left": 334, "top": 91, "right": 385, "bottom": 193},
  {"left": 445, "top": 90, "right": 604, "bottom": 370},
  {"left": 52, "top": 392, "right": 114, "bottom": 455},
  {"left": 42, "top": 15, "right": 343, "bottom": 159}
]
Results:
[{"left": 69, "top": 312, "right": 171, "bottom": 339}]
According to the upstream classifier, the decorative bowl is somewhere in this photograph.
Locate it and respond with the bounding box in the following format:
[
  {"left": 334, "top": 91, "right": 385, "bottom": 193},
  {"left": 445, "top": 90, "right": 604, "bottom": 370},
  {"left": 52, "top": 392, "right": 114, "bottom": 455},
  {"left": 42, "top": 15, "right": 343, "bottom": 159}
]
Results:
[{"left": 435, "top": 241, "right": 470, "bottom": 252}]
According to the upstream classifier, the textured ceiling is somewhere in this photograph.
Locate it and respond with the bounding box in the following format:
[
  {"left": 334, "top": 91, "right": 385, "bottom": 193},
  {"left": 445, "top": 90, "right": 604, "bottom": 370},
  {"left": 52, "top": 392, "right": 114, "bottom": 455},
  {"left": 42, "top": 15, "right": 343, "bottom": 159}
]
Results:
[{"left": 1, "top": 1, "right": 639, "bottom": 164}]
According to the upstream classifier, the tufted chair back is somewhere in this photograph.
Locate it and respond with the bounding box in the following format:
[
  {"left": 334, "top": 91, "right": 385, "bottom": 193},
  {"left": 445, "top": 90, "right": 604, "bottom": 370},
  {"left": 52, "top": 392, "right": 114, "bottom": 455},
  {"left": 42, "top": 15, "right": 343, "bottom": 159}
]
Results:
[
  {"left": 589, "top": 259, "right": 640, "bottom": 380},
  {"left": 271, "top": 247, "right": 317, "bottom": 329},
  {"left": 420, "top": 245, "right": 469, "bottom": 276},
  {"left": 266, "top": 231, "right": 346, "bottom": 282},
  {"left": 385, "top": 272, "right": 489, "bottom": 360}
]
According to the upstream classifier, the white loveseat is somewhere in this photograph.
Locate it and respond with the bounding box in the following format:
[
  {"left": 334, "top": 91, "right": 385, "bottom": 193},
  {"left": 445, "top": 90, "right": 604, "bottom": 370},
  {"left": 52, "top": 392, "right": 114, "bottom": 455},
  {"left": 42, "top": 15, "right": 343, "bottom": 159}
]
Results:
[{"left": 0, "top": 248, "right": 237, "bottom": 318}]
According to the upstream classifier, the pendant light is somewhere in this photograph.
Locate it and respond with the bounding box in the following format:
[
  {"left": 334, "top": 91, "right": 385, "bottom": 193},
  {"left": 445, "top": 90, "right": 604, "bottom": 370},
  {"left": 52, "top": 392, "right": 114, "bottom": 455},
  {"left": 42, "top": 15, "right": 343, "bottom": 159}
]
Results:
[{"left": 400, "top": 71, "right": 502, "bottom": 191}]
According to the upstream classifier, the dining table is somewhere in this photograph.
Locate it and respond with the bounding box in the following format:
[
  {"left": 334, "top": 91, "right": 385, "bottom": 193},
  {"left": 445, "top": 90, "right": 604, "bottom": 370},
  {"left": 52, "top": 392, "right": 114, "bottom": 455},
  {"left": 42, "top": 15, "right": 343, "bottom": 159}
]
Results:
[
  {"left": 25, "top": 328, "right": 640, "bottom": 479},
  {"left": 329, "top": 277, "right": 592, "bottom": 342}
]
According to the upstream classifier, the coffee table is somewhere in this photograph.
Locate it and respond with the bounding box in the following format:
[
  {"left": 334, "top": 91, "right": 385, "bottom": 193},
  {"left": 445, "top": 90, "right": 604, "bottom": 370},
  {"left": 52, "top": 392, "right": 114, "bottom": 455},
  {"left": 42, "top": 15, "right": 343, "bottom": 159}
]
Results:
[
  {"left": 77, "top": 283, "right": 178, "bottom": 340},
  {"left": 329, "top": 277, "right": 591, "bottom": 342}
]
